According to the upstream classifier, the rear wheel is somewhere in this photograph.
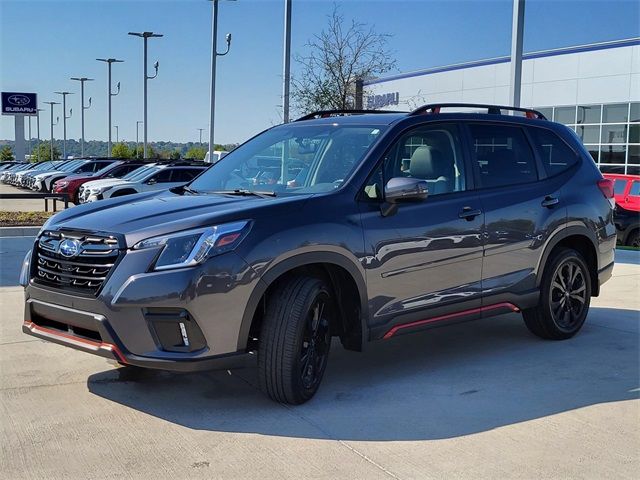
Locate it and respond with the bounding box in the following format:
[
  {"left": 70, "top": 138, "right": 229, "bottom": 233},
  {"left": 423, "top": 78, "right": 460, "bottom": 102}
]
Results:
[
  {"left": 523, "top": 248, "right": 591, "bottom": 340},
  {"left": 258, "top": 276, "right": 333, "bottom": 404},
  {"left": 627, "top": 230, "right": 640, "bottom": 248}
]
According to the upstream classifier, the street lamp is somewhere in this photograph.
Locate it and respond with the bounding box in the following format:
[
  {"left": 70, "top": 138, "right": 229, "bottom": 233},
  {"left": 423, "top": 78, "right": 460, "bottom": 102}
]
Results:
[
  {"left": 36, "top": 108, "right": 44, "bottom": 155},
  {"left": 208, "top": 0, "right": 234, "bottom": 164},
  {"left": 197, "top": 128, "right": 204, "bottom": 145},
  {"left": 70, "top": 77, "right": 93, "bottom": 157},
  {"left": 96, "top": 58, "right": 124, "bottom": 157},
  {"left": 54, "top": 91, "right": 73, "bottom": 159},
  {"left": 43, "top": 101, "right": 60, "bottom": 160},
  {"left": 114, "top": 125, "right": 119, "bottom": 143},
  {"left": 282, "top": 0, "right": 292, "bottom": 123},
  {"left": 128, "top": 31, "right": 162, "bottom": 158}
]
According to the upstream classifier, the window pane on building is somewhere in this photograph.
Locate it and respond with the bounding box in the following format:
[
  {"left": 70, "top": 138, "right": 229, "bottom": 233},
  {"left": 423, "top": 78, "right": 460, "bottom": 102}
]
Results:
[
  {"left": 554, "top": 106, "right": 576, "bottom": 125},
  {"left": 577, "top": 105, "right": 601, "bottom": 124},
  {"left": 629, "top": 145, "right": 640, "bottom": 165},
  {"left": 603, "top": 103, "right": 629, "bottom": 123},
  {"left": 630, "top": 103, "right": 640, "bottom": 123},
  {"left": 629, "top": 124, "right": 640, "bottom": 144},
  {"left": 600, "top": 145, "right": 626, "bottom": 164},
  {"left": 535, "top": 107, "right": 553, "bottom": 120},
  {"left": 599, "top": 165, "right": 625, "bottom": 174},
  {"left": 575, "top": 125, "right": 600, "bottom": 143},
  {"left": 601, "top": 124, "right": 627, "bottom": 143},
  {"left": 585, "top": 146, "right": 599, "bottom": 162},
  {"left": 627, "top": 166, "right": 640, "bottom": 176}
]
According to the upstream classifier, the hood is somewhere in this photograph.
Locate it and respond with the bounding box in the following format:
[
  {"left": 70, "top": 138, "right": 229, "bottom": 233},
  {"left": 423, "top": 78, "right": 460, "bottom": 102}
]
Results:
[
  {"left": 82, "top": 178, "right": 130, "bottom": 189},
  {"left": 59, "top": 173, "right": 92, "bottom": 183},
  {"left": 33, "top": 170, "right": 66, "bottom": 179},
  {"left": 45, "top": 189, "right": 313, "bottom": 247}
]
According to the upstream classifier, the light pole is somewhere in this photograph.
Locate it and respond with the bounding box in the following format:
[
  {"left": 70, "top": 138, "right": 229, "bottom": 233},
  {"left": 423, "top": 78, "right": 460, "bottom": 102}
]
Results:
[
  {"left": 54, "top": 91, "right": 73, "bottom": 159},
  {"left": 36, "top": 108, "right": 44, "bottom": 156},
  {"left": 128, "top": 31, "right": 162, "bottom": 158},
  {"left": 44, "top": 101, "right": 60, "bottom": 160},
  {"left": 70, "top": 77, "right": 93, "bottom": 156},
  {"left": 27, "top": 116, "right": 32, "bottom": 157},
  {"left": 114, "top": 125, "right": 119, "bottom": 143},
  {"left": 136, "top": 120, "right": 143, "bottom": 155},
  {"left": 282, "top": 0, "right": 292, "bottom": 123},
  {"left": 208, "top": 0, "right": 234, "bottom": 164},
  {"left": 96, "top": 58, "right": 124, "bottom": 157},
  {"left": 197, "top": 128, "right": 204, "bottom": 145},
  {"left": 509, "top": 0, "right": 525, "bottom": 108}
]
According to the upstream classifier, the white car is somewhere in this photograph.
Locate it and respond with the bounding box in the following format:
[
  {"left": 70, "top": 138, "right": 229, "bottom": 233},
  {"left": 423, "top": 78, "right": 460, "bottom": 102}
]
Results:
[
  {"left": 203, "top": 150, "right": 228, "bottom": 164},
  {"left": 80, "top": 163, "right": 207, "bottom": 202}
]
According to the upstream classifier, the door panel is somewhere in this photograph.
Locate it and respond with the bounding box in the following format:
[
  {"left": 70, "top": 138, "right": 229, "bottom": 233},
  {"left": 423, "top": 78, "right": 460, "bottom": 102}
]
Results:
[{"left": 359, "top": 122, "right": 484, "bottom": 338}]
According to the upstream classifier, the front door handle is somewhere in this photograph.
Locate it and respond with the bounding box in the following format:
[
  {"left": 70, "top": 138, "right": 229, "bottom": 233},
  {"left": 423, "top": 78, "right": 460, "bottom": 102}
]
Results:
[
  {"left": 459, "top": 207, "right": 482, "bottom": 220},
  {"left": 542, "top": 195, "right": 559, "bottom": 208}
]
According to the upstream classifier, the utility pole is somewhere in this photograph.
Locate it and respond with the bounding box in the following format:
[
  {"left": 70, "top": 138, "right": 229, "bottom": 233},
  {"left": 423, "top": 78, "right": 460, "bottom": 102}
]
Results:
[
  {"left": 136, "top": 120, "right": 143, "bottom": 156},
  {"left": 54, "top": 91, "right": 73, "bottom": 159},
  {"left": 128, "top": 32, "right": 162, "bottom": 158},
  {"left": 197, "top": 128, "right": 204, "bottom": 145},
  {"left": 114, "top": 125, "right": 119, "bottom": 142},
  {"left": 44, "top": 101, "right": 60, "bottom": 160},
  {"left": 208, "top": 0, "right": 234, "bottom": 164},
  {"left": 27, "top": 116, "right": 32, "bottom": 157},
  {"left": 97, "top": 58, "right": 124, "bottom": 157},
  {"left": 70, "top": 77, "right": 93, "bottom": 156},
  {"left": 36, "top": 108, "right": 44, "bottom": 157},
  {"left": 282, "top": 0, "right": 292, "bottom": 123},
  {"left": 509, "top": 0, "right": 525, "bottom": 108}
]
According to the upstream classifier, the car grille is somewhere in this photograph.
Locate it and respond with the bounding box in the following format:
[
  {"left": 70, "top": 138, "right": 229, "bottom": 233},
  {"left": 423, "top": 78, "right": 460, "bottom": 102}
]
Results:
[{"left": 33, "top": 231, "right": 121, "bottom": 295}]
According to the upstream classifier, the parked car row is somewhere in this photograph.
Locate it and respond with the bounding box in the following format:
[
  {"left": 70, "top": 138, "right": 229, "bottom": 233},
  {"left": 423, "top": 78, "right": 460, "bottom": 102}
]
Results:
[
  {"left": 1, "top": 158, "right": 209, "bottom": 205},
  {"left": 604, "top": 173, "right": 640, "bottom": 247}
]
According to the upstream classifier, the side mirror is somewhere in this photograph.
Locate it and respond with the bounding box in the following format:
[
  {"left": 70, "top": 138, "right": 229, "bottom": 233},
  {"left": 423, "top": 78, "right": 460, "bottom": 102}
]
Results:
[
  {"left": 384, "top": 177, "right": 428, "bottom": 203},
  {"left": 146, "top": 178, "right": 157, "bottom": 185}
]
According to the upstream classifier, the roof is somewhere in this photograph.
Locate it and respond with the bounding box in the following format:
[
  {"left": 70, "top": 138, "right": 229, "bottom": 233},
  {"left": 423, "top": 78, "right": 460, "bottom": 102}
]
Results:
[
  {"left": 291, "top": 112, "right": 408, "bottom": 126},
  {"left": 365, "top": 37, "right": 640, "bottom": 86}
]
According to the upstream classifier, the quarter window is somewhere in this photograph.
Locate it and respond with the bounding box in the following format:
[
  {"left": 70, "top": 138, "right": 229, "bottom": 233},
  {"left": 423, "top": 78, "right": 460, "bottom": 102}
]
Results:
[
  {"left": 528, "top": 128, "right": 579, "bottom": 176},
  {"left": 468, "top": 124, "right": 538, "bottom": 188},
  {"left": 630, "top": 181, "right": 640, "bottom": 197}
]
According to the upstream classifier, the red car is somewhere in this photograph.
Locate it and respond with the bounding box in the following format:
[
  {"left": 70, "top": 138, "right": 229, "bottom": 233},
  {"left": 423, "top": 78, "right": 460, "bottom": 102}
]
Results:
[
  {"left": 53, "top": 161, "right": 147, "bottom": 204},
  {"left": 604, "top": 174, "right": 640, "bottom": 247}
]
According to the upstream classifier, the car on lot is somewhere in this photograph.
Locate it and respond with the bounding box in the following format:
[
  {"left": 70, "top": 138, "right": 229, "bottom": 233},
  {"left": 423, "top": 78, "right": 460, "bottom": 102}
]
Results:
[
  {"left": 0, "top": 162, "right": 32, "bottom": 182},
  {"left": 21, "top": 103, "right": 616, "bottom": 405},
  {"left": 52, "top": 161, "right": 150, "bottom": 204},
  {"left": 32, "top": 159, "right": 116, "bottom": 193},
  {"left": 79, "top": 162, "right": 207, "bottom": 202},
  {"left": 18, "top": 160, "right": 74, "bottom": 189},
  {"left": 3, "top": 161, "right": 62, "bottom": 187},
  {"left": 204, "top": 150, "right": 229, "bottom": 164},
  {"left": 77, "top": 164, "right": 158, "bottom": 203},
  {"left": 605, "top": 173, "right": 640, "bottom": 247}
]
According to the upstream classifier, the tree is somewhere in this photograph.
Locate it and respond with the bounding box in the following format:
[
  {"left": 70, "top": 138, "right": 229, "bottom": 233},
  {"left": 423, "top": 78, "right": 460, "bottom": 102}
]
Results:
[
  {"left": 292, "top": 4, "right": 396, "bottom": 114},
  {"left": 185, "top": 146, "right": 207, "bottom": 160},
  {"left": 135, "top": 144, "right": 157, "bottom": 159},
  {"left": 0, "top": 145, "right": 14, "bottom": 162},
  {"left": 31, "top": 142, "right": 60, "bottom": 162},
  {"left": 111, "top": 142, "right": 133, "bottom": 159},
  {"left": 169, "top": 149, "right": 181, "bottom": 160}
]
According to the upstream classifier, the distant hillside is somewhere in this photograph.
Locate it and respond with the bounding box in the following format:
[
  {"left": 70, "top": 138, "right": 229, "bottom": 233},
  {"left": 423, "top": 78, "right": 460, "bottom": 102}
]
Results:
[{"left": 0, "top": 139, "right": 238, "bottom": 159}]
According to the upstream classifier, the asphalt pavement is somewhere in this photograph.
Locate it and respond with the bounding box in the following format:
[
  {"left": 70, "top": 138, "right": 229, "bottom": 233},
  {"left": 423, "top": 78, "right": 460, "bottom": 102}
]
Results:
[{"left": 1, "top": 236, "right": 638, "bottom": 479}]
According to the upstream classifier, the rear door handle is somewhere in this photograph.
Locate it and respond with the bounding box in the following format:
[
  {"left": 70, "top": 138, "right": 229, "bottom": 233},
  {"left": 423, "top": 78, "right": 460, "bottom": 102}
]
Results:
[
  {"left": 542, "top": 195, "right": 559, "bottom": 208},
  {"left": 459, "top": 207, "right": 482, "bottom": 220}
]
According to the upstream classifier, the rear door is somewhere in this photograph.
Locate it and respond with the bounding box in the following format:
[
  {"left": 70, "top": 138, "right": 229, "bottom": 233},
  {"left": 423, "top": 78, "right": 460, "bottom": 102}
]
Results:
[
  {"left": 359, "top": 122, "right": 484, "bottom": 339},
  {"left": 466, "top": 122, "right": 574, "bottom": 310}
]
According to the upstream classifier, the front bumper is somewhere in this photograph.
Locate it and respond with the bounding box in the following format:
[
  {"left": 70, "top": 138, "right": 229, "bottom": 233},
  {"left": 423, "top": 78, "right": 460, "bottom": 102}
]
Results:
[{"left": 23, "top": 247, "right": 263, "bottom": 372}]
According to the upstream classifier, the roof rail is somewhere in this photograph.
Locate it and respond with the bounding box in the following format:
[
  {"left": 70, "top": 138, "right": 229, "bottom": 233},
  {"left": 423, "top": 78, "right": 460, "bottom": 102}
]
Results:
[
  {"left": 295, "top": 109, "right": 404, "bottom": 122},
  {"left": 409, "top": 103, "right": 547, "bottom": 120}
]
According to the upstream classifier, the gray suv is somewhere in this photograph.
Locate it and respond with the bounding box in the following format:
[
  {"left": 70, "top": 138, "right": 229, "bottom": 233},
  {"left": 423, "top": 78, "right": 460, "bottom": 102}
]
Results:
[{"left": 21, "top": 104, "right": 616, "bottom": 404}]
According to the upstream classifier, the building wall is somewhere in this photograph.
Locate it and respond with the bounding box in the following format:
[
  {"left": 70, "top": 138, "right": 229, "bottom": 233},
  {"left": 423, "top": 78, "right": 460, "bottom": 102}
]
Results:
[{"left": 365, "top": 39, "right": 640, "bottom": 174}]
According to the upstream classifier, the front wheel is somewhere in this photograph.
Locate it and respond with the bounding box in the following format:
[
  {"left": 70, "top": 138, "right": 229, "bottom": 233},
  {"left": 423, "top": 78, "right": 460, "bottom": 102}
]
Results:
[
  {"left": 523, "top": 248, "right": 592, "bottom": 340},
  {"left": 258, "top": 276, "right": 333, "bottom": 404}
]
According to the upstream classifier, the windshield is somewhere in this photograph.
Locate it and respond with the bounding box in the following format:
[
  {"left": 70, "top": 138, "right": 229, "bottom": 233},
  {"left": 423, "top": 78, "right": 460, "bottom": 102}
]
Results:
[
  {"left": 93, "top": 162, "right": 120, "bottom": 177},
  {"left": 123, "top": 165, "right": 159, "bottom": 181},
  {"left": 189, "top": 124, "right": 386, "bottom": 195},
  {"left": 59, "top": 160, "right": 84, "bottom": 172}
]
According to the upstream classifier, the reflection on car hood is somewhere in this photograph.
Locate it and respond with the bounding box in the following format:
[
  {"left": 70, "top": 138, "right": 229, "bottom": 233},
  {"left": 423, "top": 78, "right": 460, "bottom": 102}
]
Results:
[
  {"left": 45, "top": 190, "right": 312, "bottom": 247},
  {"left": 82, "top": 178, "right": 133, "bottom": 189}
]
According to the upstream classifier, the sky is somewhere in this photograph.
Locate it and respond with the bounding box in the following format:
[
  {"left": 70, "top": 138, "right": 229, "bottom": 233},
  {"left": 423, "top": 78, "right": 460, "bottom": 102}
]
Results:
[{"left": 1, "top": 0, "right": 639, "bottom": 145}]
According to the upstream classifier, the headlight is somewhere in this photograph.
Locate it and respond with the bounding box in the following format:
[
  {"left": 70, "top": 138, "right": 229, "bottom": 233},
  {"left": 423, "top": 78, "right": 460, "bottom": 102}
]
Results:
[
  {"left": 55, "top": 181, "right": 68, "bottom": 188},
  {"left": 133, "top": 220, "right": 251, "bottom": 271}
]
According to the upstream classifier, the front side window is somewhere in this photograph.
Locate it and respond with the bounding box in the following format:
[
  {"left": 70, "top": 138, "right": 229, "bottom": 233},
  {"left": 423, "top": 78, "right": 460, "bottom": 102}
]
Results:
[
  {"left": 151, "top": 169, "right": 174, "bottom": 183},
  {"left": 189, "top": 123, "right": 386, "bottom": 195},
  {"left": 468, "top": 123, "right": 538, "bottom": 189},
  {"left": 363, "top": 123, "right": 466, "bottom": 200},
  {"left": 528, "top": 127, "right": 579, "bottom": 177}
]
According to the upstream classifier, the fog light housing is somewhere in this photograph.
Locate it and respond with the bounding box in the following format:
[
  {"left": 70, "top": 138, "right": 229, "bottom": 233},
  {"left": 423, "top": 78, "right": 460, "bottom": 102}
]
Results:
[{"left": 144, "top": 308, "right": 207, "bottom": 353}]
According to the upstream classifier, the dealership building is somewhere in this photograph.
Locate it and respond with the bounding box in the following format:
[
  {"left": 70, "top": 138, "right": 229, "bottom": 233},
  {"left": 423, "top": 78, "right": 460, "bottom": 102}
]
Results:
[{"left": 365, "top": 38, "right": 640, "bottom": 175}]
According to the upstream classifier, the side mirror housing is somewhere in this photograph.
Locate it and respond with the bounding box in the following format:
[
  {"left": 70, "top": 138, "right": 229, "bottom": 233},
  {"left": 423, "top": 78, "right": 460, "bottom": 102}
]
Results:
[{"left": 384, "top": 177, "right": 428, "bottom": 203}]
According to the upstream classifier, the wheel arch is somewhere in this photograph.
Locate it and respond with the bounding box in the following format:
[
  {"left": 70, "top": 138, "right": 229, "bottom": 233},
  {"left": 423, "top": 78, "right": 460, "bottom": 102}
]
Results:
[
  {"left": 237, "top": 251, "right": 369, "bottom": 353},
  {"left": 536, "top": 226, "right": 600, "bottom": 296}
]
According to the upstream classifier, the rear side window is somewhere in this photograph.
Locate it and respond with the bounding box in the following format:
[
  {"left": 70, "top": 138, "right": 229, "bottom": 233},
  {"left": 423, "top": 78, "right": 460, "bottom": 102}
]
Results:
[
  {"left": 613, "top": 179, "right": 628, "bottom": 195},
  {"left": 468, "top": 123, "right": 538, "bottom": 188},
  {"left": 528, "top": 128, "right": 579, "bottom": 176},
  {"left": 630, "top": 181, "right": 640, "bottom": 197},
  {"left": 172, "top": 169, "right": 201, "bottom": 182}
]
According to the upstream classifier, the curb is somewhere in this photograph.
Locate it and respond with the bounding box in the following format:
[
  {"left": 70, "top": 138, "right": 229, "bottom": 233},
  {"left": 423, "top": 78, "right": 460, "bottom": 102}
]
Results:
[{"left": 0, "top": 226, "right": 40, "bottom": 237}]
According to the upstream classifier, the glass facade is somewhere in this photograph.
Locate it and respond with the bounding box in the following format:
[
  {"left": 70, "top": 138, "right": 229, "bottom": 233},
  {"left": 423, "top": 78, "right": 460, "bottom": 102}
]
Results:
[{"left": 534, "top": 102, "right": 640, "bottom": 176}]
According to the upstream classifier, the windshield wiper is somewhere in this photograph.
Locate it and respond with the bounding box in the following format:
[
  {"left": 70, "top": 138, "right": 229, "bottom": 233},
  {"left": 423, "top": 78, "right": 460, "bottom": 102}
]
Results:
[{"left": 210, "top": 189, "right": 277, "bottom": 198}]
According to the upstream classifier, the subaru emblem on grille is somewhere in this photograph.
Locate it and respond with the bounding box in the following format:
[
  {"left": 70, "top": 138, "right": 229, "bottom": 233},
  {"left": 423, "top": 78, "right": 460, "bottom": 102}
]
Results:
[{"left": 58, "top": 239, "right": 81, "bottom": 258}]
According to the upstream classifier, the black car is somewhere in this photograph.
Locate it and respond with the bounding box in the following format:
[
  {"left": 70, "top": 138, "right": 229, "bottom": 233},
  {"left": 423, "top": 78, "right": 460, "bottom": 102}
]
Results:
[{"left": 21, "top": 103, "right": 616, "bottom": 404}]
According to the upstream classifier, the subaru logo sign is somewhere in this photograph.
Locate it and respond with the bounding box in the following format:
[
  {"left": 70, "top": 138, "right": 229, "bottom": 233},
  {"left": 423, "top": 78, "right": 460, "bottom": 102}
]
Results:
[
  {"left": 58, "top": 239, "right": 81, "bottom": 258},
  {"left": 2, "top": 92, "right": 38, "bottom": 115},
  {"left": 7, "top": 95, "right": 30, "bottom": 106}
]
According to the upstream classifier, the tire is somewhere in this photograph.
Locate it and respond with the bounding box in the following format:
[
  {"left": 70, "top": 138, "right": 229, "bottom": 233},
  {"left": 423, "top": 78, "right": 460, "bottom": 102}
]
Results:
[
  {"left": 258, "top": 276, "right": 334, "bottom": 404},
  {"left": 523, "top": 248, "right": 592, "bottom": 340},
  {"left": 627, "top": 230, "right": 640, "bottom": 248}
]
